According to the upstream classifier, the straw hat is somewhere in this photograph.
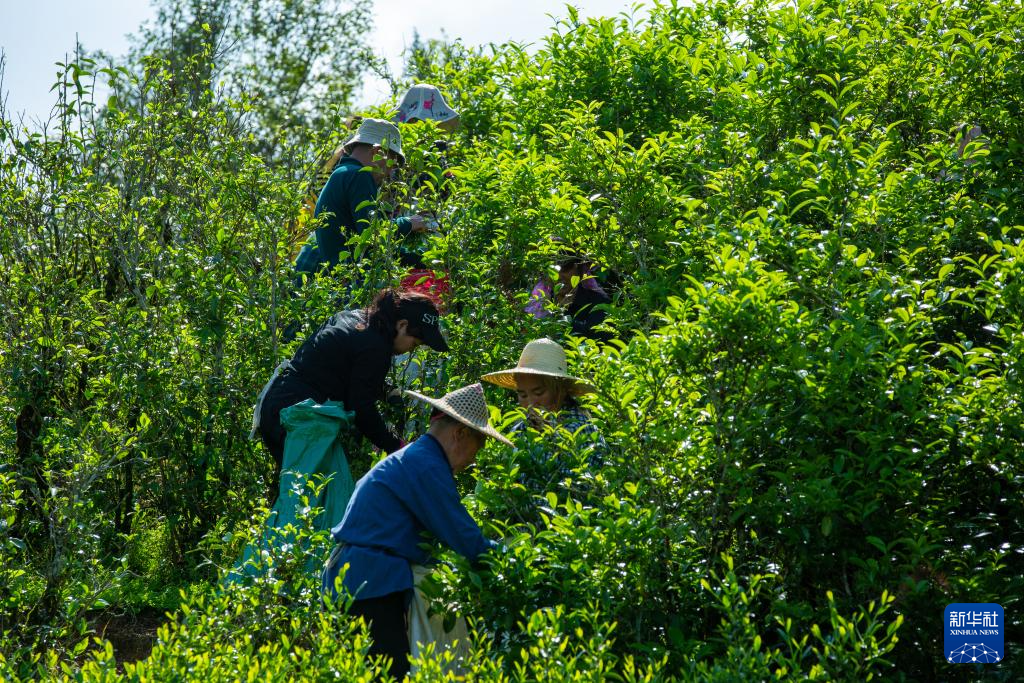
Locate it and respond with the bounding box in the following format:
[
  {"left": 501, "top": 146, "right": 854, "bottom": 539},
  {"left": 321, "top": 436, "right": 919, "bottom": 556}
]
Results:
[
  {"left": 405, "top": 383, "right": 512, "bottom": 446},
  {"left": 481, "top": 338, "right": 595, "bottom": 396},
  {"left": 344, "top": 117, "right": 405, "bottom": 165},
  {"left": 392, "top": 83, "right": 460, "bottom": 128}
]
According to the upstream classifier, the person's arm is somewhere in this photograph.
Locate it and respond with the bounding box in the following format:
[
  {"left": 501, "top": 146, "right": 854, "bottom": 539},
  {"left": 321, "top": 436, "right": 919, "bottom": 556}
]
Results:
[
  {"left": 347, "top": 171, "right": 415, "bottom": 238},
  {"left": 569, "top": 418, "right": 609, "bottom": 469},
  {"left": 524, "top": 278, "right": 553, "bottom": 318},
  {"left": 572, "top": 301, "right": 607, "bottom": 333},
  {"left": 313, "top": 173, "right": 345, "bottom": 268},
  {"left": 406, "top": 464, "right": 497, "bottom": 562},
  {"left": 347, "top": 348, "right": 401, "bottom": 453}
]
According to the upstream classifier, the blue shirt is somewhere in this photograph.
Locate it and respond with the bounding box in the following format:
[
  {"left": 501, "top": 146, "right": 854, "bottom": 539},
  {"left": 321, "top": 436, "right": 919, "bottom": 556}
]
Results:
[{"left": 324, "top": 434, "right": 496, "bottom": 600}]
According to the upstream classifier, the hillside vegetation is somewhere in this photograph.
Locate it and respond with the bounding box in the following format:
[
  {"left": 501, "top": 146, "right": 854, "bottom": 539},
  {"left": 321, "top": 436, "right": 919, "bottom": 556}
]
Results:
[{"left": 1, "top": 0, "right": 1022, "bottom": 680}]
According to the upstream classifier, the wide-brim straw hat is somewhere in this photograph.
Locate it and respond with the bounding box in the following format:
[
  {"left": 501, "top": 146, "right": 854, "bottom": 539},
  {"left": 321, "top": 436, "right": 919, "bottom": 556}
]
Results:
[
  {"left": 481, "top": 338, "right": 595, "bottom": 396},
  {"left": 344, "top": 117, "right": 405, "bottom": 165},
  {"left": 405, "top": 383, "right": 512, "bottom": 446},
  {"left": 392, "top": 83, "right": 460, "bottom": 128}
]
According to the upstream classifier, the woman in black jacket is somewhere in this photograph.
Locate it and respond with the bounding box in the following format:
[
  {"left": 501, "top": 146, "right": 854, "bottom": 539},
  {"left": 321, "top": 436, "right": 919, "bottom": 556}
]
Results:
[{"left": 256, "top": 289, "right": 449, "bottom": 496}]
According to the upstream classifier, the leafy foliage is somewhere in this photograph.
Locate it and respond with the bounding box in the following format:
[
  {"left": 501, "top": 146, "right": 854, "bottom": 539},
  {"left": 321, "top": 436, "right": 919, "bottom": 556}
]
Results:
[
  {"left": 1, "top": 0, "right": 1023, "bottom": 680},
  {"left": 120, "top": 0, "right": 373, "bottom": 167}
]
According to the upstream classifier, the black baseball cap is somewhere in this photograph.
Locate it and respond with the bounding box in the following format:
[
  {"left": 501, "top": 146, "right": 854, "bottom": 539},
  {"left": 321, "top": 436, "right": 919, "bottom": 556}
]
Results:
[{"left": 398, "top": 298, "right": 449, "bottom": 352}]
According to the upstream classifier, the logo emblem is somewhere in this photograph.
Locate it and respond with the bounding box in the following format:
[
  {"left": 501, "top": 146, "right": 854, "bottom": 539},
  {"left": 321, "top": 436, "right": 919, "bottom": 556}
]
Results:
[
  {"left": 422, "top": 313, "right": 439, "bottom": 326},
  {"left": 945, "top": 603, "right": 1003, "bottom": 664}
]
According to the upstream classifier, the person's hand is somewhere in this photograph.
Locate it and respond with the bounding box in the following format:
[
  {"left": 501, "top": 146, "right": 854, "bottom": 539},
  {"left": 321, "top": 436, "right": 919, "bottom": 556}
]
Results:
[
  {"left": 408, "top": 214, "right": 430, "bottom": 234},
  {"left": 526, "top": 406, "right": 549, "bottom": 430}
]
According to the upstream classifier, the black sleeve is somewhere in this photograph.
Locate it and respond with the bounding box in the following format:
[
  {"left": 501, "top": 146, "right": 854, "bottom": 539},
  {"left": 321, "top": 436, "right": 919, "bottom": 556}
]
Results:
[
  {"left": 570, "top": 291, "right": 612, "bottom": 341},
  {"left": 572, "top": 305, "right": 607, "bottom": 335},
  {"left": 347, "top": 348, "right": 401, "bottom": 453}
]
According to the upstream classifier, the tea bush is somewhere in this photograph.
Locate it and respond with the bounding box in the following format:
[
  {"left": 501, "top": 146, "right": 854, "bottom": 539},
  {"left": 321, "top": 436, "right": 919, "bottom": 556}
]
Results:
[{"left": 2, "top": 0, "right": 1022, "bottom": 680}]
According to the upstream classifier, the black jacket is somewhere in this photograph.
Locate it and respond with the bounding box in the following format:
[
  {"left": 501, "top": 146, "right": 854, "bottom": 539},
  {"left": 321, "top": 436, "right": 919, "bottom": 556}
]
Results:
[
  {"left": 260, "top": 310, "right": 400, "bottom": 460},
  {"left": 567, "top": 286, "right": 613, "bottom": 342}
]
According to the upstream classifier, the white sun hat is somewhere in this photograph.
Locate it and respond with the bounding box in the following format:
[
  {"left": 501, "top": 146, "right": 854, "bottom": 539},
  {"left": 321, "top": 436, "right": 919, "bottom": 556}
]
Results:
[
  {"left": 344, "top": 117, "right": 405, "bottom": 165},
  {"left": 405, "top": 383, "right": 512, "bottom": 446},
  {"left": 481, "top": 338, "right": 595, "bottom": 396},
  {"left": 392, "top": 83, "right": 460, "bottom": 129}
]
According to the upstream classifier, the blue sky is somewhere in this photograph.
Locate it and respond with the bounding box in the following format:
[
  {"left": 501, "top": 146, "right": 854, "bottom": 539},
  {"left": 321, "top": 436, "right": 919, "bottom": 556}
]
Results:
[{"left": 0, "top": 0, "right": 643, "bottom": 127}]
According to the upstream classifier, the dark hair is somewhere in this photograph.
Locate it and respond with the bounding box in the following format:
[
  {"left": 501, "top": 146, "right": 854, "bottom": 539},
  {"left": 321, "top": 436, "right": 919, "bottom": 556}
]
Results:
[
  {"left": 557, "top": 253, "right": 588, "bottom": 272},
  {"left": 429, "top": 409, "right": 482, "bottom": 442},
  {"left": 365, "top": 288, "right": 436, "bottom": 340},
  {"left": 550, "top": 238, "right": 590, "bottom": 273},
  {"left": 429, "top": 408, "right": 457, "bottom": 427},
  {"left": 344, "top": 141, "right": 373, "bottom": 157}
]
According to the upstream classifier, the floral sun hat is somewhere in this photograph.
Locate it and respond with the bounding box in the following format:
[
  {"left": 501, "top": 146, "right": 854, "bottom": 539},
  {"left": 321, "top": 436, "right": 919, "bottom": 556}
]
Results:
[{"left": 392, "top": 83, "right": 460, "bottom": 128}]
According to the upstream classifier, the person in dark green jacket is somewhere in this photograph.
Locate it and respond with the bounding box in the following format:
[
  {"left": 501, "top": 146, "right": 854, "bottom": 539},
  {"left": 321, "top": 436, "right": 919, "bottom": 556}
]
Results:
[{"left": 312, "top": 118, "right": 430, "bottom": 271}]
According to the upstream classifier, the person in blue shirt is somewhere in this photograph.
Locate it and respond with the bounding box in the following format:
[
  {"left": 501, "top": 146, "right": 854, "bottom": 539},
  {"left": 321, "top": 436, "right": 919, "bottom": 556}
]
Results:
[{"left": 322, "top": 383, "right": 511, "bottom": 679}]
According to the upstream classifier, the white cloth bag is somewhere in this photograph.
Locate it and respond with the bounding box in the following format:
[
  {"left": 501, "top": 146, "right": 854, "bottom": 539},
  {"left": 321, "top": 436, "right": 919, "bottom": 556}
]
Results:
[{"left": 408, "top": 564, "right": 471, "bottom": 676}]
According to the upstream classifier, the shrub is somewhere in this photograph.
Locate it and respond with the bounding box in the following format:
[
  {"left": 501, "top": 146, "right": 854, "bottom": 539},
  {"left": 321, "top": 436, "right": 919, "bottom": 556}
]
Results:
[{"left": 2, "top": 0, "right": 1022, "bottom": 679}]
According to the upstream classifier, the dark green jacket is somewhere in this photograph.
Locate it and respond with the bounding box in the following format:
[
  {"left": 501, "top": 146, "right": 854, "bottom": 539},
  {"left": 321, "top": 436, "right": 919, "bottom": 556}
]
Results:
[{"left": 313, "top": 157, "right": 412, "bottom": 268}]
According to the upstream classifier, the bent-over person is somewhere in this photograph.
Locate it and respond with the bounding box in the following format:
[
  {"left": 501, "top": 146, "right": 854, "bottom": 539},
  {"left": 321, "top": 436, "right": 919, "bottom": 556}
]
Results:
[{"left": 322, "top": 383, "right": 511, "bottom": 680}]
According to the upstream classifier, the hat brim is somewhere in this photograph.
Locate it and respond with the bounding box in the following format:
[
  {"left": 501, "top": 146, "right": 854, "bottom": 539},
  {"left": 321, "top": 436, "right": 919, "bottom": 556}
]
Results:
[
  {"left": 481, "top": 368, "right": 595, "bottom": 395},
  {"left": 392, "top": 104, "right": 460, "bottom": 121},
  {"left": 420, "top": 326, "right": 449, "bottom": 353},
  {"left": 342, "top": 135, "right": 406, "bottom": 166},
  {"left": 404, "top": 390, "right": 512, "bottom": 446}
]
